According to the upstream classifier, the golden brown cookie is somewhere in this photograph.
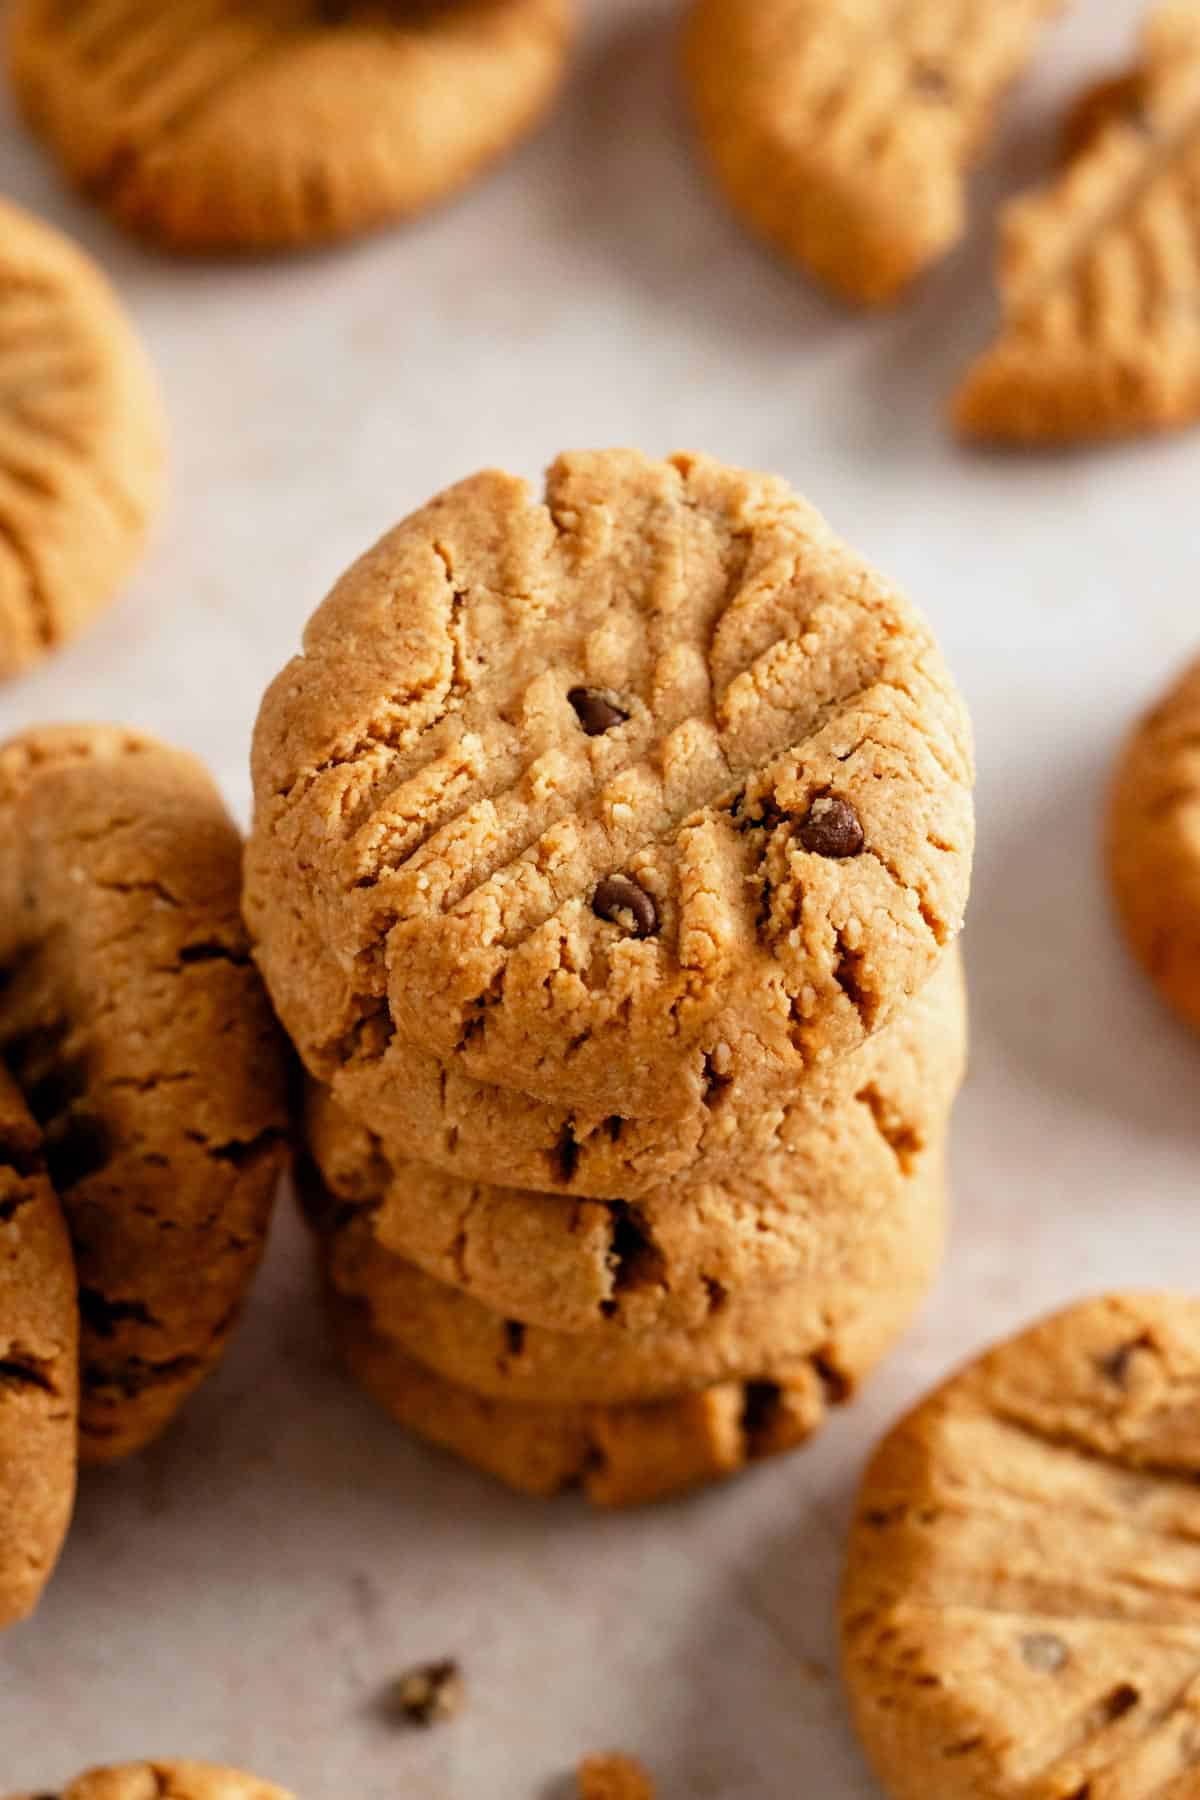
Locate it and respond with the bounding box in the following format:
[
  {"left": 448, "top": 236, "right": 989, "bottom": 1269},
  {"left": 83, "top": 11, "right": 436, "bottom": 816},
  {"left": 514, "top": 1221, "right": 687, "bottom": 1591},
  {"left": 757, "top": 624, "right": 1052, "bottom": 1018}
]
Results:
[
  {"left": 0, "top": 725, "right": 291, "bottom": 1465},
  {"left": 6, "top": 0, "right": 575, "bottom": 255},
  {"left": 956, "top": 2, "right": 1200, "bottom": 443},
  {"left": 330, "top": 1167, "right": 942, "bottom": 1506},
  {"left": 5, "top": 1766, "right": 293, "bottom": 1800},
  {"left": 0, "top": 1066, "right": 77, "bottom": 1631},
  {"left": 0, "top": 198, "right": 165, "bottom": 679},
  {"left": 304, "top": 950, "right": 965, "bottom": 1334},
  {"left": 247, "top": 449, "right": 974, "bottom": 1157},
  {"left": 842, "top": 1293, "right": 1200, "bottom": 1800},
  {"left": 682, "top": 0, "right": 1066, "bottom": 308},
  {"left": 316, "top": 1142, "right": 945, "bottom": 1404},
  {"left": 1109, "top": 656, "right": 1200, "bottom": 1035}
]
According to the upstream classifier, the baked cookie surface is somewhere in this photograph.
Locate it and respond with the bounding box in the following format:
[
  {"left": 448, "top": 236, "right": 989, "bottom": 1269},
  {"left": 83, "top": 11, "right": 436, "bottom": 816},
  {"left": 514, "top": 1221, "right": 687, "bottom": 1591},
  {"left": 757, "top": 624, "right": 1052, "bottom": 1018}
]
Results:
[
  {"left": 248, "top": 449, "right": 973, "bottom": 1146},
  {"left": 7, "top": 0, "right": 575, "bottom": 254},
  {"left": 1110, "top": 657, "right": 1200, "bottom": 1035},
  {"left": 0, "top": 726, "right": 291, "bottom": 1465},
  {"left": 318, "top": 1151, "right": 946, "bottom": 1405},
  {"left": 304, "top": 949, "right": 965, "bottom": 1334},
  {"left": 956, "top": 2, "right": 1200, "bottom": 443},
  {"left": 0, "top": 198, "right": 165, "bottom": 678},
  {"left": 0, "top": 1066, "right": 77, "bottom": 1631},
  {"left": 842, "top": 1293, "right": 1200, "bottom": 1800},
  {"left": 6, "top": 1765, "right": 292, "bottom": 1800},
  {"left": 330, "top": 1176, "right": 942, "bottom": 1506},
  {"left": 683, "top": 0, "right": 1065, "bottom": 307}
]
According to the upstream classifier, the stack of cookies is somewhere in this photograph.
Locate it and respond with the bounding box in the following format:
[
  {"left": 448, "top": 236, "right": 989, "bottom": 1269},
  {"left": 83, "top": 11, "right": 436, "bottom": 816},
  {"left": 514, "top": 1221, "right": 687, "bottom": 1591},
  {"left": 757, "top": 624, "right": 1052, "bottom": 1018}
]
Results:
[{"left": 245, "top": 448, "right": 975, "bottom": 1506}]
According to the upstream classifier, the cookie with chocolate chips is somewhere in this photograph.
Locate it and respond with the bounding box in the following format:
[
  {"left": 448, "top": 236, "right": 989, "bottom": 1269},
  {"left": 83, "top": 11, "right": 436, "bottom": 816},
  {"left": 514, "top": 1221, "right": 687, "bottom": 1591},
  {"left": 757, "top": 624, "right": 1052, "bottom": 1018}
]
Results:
[
  {"left": 843, "top": 1293, "right": 1200, "bottom": 1800},
  {"left": 0, "top": 726, "right": 291, "bottom": 1464},
  {"left": 0, "top": 1067, "right": 77, "bottom": 1631},
  {"left": 7, "top": 0, "right": 575, "bottom": 254},
  {"left": 5, "top": 1765, "right": 293, "bottom": 1800},
  {"left": 247, "top": 449, "right": 973, "bottom": 1172}
]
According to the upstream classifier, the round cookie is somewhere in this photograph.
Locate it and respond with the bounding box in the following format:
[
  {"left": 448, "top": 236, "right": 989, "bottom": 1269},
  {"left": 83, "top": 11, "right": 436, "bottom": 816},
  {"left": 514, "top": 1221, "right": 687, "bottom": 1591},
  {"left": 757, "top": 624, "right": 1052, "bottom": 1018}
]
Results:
[
  {"left": 0, "top": 725, "right": 291, "bottom": 1465},
  {"left": 304, "top": 949, "right": 965, "bottom": 1334},
  {"left": 0, "top": 198, "right": 165, "bottom": 679},
  {"left": 682, "top": 0, "right": 1065, "bottom": 308},
  {"left": 5, "top": 1767, "right": 293, "bottom": 1800},
  {"left": 7, "top": 0, "right": 575, "bottom": 255},
  {"left": 330, "top": 1177, "right": 943, "bottom": 1506},
  {"left": 0, "top": 1067, "right": 77, "bottom": 1631},
  {"left": 1110, "top": 658, "right": 1200, "bottom": 1035},
  {"left": 247, "top": 449, "right": 974, "bottom": 1143},
  {"left": 842, "top": 1293, "right": 1200, "bottom": 1800},
  {"left": 317, "top": 1148, "right": 946, "bottom": 1405}
]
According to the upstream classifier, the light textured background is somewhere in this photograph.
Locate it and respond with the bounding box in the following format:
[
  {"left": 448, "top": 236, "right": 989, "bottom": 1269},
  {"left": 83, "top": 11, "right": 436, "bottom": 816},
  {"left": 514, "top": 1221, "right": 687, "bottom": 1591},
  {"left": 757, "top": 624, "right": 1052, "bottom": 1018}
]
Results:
[{"left": 1, "top": 2, "right": 1197, "bottom": 1794}]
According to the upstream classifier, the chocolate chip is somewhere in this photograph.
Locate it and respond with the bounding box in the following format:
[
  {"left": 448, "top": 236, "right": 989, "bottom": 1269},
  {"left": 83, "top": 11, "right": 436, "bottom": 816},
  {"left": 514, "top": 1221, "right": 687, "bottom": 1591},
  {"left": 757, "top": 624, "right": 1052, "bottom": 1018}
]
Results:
[
  {"left": 1021, "top": 1633, "right": 1069, "bottom": 1673},
  {"left": 393, "top": 1659, "right": 465, "bottom": 1728},
  {"left": 1100, "top": 1334, "right": 1153, "bottom": 1386},
  {"left": 568, "top": 688, "right": 628, "bottom": 737},
  {"left": 798, "top": 795, "right": 864, "bottom": 859},
  {"left": 593, "top": 876, "right": 658, "bottom": 938},
  {"left": 911, "top": 59, "right": 954, "bottom": 100}
]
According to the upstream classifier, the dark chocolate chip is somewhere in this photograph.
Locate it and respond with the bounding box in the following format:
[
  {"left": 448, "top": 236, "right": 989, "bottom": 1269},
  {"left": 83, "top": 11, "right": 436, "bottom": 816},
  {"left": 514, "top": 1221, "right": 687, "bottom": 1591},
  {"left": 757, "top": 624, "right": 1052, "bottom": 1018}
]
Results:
[
  {"left": 393, "top": 1659, "right": 465, "bottom": 1728},
  {"left": 911, "top": 59, "right": 954, "bottom": 100},
  {"left": 569, "top": 688, "right": 628, "bottom": 737},
  {"left": 593, "top": 876, "right": 658, "bottom": 938},
  {"left": 798, "top": 796, "right": 865, "bottom": 859},
  {"left": 1099, "top": 1334, "right": 1153, "bottom": 1386}
]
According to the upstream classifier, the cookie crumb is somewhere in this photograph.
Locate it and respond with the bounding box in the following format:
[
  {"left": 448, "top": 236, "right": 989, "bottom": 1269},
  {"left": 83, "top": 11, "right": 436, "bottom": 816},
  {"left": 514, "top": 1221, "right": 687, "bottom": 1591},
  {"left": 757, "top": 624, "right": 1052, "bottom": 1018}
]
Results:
[
  {"left": 577, "top": 1752, "right": 656, "bottom": 1799},
  {"left": 392, "top": 1658, "right": 464, "bottom": 1727}
]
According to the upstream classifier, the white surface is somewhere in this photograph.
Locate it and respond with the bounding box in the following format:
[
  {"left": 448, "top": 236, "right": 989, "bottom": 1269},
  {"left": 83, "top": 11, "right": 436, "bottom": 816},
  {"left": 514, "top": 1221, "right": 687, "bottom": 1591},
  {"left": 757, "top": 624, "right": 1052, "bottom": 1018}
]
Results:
[{"left": 1, "top": 2, "right": 1198, "bottom": 1794}]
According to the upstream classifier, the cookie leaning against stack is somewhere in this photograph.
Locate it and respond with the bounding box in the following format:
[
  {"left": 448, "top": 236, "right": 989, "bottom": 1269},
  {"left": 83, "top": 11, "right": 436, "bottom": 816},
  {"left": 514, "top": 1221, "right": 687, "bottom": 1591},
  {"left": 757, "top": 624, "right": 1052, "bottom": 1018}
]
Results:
[
  {"left": 0, "top": 726, "right": 292, "bottom": 1469},
  {"left": 247, "top": 448, "right": 975, "bottom": 1505}
]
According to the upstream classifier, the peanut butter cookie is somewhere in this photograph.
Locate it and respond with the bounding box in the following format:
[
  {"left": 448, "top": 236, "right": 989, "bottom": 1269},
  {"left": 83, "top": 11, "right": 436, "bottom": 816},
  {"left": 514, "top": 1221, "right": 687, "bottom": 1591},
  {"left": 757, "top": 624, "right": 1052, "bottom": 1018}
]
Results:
[
  {"left": 247, "top": 449, "right": 973, "bottom": 1159},
  {"left": 843, "top": 1293, "right": 1200, "bottom": 1800},
  {"left": 0, "top": 1067, "right": 77, "bottom": 1631},
  {"left": 330, "top": 1171, "right": 943, "bottom": 1506},
  {"left": 682, "top": 0, "right": 1066, "bottom": 307},
  {"left": 303, "top": 949, "right": 965, "bottom": 1334},
  {"left": 6, "top": 1766, "right": 293, "bottom": 1800},
  {"left": 315, "top": 1145, "right": 945, "bottom": 1404},
  {"left": 956, "top": 2, "right": 1200, "bottom": 443},
  {"left": 7, "top": 0, "right": 574, "bottom": 255},
  {"left": 1110, "top": 656, "right": 1200, "bottom": 1035},
  {"left": 0, "top": 726, "right": 291, "bottom": 1465},
  {"left": 0, "top": 198, "right": 165, "bottom": 678}
]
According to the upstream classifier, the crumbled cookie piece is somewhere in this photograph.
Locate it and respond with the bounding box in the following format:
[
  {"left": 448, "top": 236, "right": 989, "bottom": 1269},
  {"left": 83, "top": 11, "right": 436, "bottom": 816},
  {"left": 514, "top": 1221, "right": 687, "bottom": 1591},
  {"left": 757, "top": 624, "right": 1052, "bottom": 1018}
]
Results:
[
  {"left": 393, "top": 1658, "right": 465, "bottom": 1728},
  {"left": 577, "top": 1753, "right": 656, "bottom": 1800}
]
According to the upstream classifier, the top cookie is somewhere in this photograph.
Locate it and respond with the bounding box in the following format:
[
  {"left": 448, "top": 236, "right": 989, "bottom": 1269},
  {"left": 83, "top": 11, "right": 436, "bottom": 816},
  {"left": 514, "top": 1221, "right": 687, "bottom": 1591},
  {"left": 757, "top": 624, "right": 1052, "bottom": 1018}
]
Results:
[
  {"left": 248, "top": 450, "right": 973, "bottom": 1134},
  {"left": 1110, "top": 656, "right": 1200, "bottom": 1034},
  {"left": 955, "top": 1, "right": 1200, "bottom": 443},
  {"left": 843, "top": 1293, "right": 1200, "bottom": 1800},
  {"left": 0, "top": 1066, "right": 77, "bottom": 1632},
  {"left": 0, "top": 198, "right": 165, "bottom": 679},
  {"left": 683, "top": 0, "right": 1066, "bottom": 307},
  {"left": 5, "top": 1766, "right": 292, "bottom": 1800},
  {"left": 7, "top": 0, "right": 575, "bottom": 255},
  {"left": 0, "top": 725, "right": 291, "bottom": 1465}
]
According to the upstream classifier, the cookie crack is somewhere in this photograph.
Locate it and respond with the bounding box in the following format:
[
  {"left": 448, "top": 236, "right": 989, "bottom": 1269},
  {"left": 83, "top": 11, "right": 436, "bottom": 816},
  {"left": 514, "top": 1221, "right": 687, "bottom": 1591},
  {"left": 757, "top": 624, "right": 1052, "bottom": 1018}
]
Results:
[{"left": 0, "top": 504, "right": 53, "bottom": 648}]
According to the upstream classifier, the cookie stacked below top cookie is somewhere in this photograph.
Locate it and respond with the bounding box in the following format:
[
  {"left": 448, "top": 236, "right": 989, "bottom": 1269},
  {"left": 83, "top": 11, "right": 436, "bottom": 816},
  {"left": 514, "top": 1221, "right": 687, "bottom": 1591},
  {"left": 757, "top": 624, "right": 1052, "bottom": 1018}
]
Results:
[{"left": 246, "top": 448, "right": 976, "bottom": 1505}]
